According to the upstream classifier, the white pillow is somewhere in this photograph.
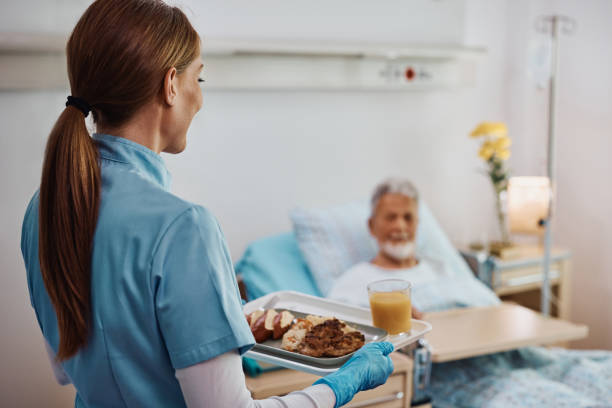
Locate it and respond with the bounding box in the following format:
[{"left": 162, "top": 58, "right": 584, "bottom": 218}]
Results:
[
  {"left": 289, "top": 201, "right": 376, "bottom": 295},
  {"left": 290, "top": 199, "right": 499, "bottom": 308}
]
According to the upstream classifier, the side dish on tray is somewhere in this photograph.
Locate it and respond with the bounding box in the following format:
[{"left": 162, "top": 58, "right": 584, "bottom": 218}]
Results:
[
  {"left": 245, "top": 309, "right": 366, "bottom": 358},
  {"left": 245, "top": 309, "right": 295, "bottom": 342}
]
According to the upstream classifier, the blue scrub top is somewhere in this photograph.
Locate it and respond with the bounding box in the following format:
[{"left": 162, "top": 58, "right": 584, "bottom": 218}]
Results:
[{"left": 21, "top": 133, "right": 255, "bottom": 407}]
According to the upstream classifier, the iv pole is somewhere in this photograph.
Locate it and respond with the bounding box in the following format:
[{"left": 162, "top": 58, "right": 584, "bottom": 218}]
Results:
[{"left": 535, "top": 15, "right": 575, "bottom": 316}]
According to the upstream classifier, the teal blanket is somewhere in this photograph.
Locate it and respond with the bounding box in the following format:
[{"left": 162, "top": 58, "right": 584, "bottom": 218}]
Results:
[
  {"left": 430, "top": 347, "right": 612, "bottom": 407},
  {"left": 408, "top": 265, "right": 612, "bottom": 407}
]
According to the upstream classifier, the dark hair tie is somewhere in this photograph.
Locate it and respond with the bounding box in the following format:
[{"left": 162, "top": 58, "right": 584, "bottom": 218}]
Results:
[{"left": 66, "top": 96, "right": 91, "bottom": 118}]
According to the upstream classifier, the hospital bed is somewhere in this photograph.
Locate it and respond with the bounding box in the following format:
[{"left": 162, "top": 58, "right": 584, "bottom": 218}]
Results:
[{"left": 235, "top": 201, "right": 603, "bottom": 407}]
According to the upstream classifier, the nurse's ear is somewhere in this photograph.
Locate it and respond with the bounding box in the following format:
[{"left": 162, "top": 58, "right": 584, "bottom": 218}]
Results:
[{"left": 162, "top": 67, "right": 178, "bottom": 106}]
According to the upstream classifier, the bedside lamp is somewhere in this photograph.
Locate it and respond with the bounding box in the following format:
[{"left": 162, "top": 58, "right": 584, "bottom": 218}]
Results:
[{"left": 507, "top": 176, "right": 550, "bottom": 236}]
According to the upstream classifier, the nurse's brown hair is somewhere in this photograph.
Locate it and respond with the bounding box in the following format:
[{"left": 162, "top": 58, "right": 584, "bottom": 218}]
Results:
[{"left": 39, "top": 0, "right": 199, "bottom": 361}]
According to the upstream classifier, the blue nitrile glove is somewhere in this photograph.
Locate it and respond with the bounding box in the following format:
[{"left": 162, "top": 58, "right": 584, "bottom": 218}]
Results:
[{"left": 313, "top": 342, "right": 394, "bottom": 407}]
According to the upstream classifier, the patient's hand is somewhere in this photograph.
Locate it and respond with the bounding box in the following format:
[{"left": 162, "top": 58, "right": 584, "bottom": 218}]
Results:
[{"left": 411, "top": 307, "right": 423, "bottom": 320}]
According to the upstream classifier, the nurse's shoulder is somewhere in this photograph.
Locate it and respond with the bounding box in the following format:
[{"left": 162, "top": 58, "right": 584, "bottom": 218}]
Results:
[{"left": 97, "top": 158, "right": 219, "bottom": 245}]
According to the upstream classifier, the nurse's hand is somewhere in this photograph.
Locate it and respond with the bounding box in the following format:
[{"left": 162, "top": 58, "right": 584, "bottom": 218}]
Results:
[{"left": 313, "top": 342, "right": 394, "bottom": 407}]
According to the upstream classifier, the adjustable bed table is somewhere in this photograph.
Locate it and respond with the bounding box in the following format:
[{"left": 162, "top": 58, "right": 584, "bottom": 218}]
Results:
[{"left": 423, "top": 302, "right": 588, "bottom": 363}]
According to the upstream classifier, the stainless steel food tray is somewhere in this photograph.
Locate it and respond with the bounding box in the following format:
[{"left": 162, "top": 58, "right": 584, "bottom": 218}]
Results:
[
  {"left": 243, "top": 291, "right": 432, "bottom": 375},
  {"left": 252, "top": 310, "right": 387, "bottom": 367}
]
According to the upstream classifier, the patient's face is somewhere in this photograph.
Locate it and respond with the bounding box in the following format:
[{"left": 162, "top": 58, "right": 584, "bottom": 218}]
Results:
[{"left": 369, "top": 194, "right": 418, "bottom": 246}]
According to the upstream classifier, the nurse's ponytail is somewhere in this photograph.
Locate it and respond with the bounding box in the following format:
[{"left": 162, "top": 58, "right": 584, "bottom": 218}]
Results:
[
  {"left": 39, "top": 104, "right": 100, "bottom": 361},
  {"left": 38, "top": 0, "right": 200, "bottom": 361}
]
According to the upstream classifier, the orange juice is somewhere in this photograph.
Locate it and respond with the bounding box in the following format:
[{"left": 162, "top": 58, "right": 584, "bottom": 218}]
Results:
[{"left": 369, "top": 291, "right": 412, "bottom": 334}]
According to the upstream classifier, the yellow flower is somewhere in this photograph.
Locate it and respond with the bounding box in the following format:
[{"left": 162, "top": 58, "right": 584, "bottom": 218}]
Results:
[
  {"left": 497, "top": 149, "right": 511, "bottom": 160},
  {"left": 493, "top": 136, "right": 511, "bottom": 150},
  {"left": 479, "top": 145, "right": 494, "bottom": 160},
  {"left": 470, "top": 122, "right": 508, "bottom": 138}
]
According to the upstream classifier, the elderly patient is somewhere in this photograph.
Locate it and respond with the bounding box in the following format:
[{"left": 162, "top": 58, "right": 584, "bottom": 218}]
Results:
[
  {"left": 329, "top": 179, "right": 612, "bottom": 408},
  {"left": 322, "top": 179, "right": 612, "bottom": 408},
  {"left": 327, "top": 178, "right": 449, "bottom": 318}
]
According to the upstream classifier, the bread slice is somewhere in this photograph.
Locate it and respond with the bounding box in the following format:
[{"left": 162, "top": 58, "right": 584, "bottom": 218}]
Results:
[
  {"left": 273, "top": 310, "right": 295, "bottom": 339},
  {"left": 248, "top": 310, "right": 265, "bottom": 329},
  {"left": 264, "top": 310, "right": 278, "bottom": 331},
  {"left": 252, "top": 311, "right": 272, "bottom": 343}
]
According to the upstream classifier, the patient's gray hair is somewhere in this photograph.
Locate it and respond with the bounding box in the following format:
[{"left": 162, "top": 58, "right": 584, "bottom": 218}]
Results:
[{"left": 370, "top": 178, "right": 419, "bottom": 216}]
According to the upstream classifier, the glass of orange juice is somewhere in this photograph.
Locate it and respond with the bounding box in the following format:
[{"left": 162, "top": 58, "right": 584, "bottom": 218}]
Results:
[{"left": 367, "top": 279, "right": 412, "bottom": 335}]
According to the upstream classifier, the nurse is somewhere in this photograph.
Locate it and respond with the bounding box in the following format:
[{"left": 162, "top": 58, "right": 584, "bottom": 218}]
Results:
[{"left": 20, "top": 1, "right": 394, "bottom": 407}]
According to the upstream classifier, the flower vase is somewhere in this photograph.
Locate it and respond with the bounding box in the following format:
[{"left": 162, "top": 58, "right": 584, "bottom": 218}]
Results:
[{"left": 491, "top": 190, "right": 512, "bottom": 254}]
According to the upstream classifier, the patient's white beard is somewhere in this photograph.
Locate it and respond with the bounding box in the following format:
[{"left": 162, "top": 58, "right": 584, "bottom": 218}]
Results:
[{"left": 381, "top": 241, "right": 416, "bottom": 261}]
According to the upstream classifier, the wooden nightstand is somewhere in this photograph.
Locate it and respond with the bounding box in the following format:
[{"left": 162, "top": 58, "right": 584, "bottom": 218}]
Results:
[
  {"left": 460, "top": 247, "right": 572, "bottom": 319},
  {"left": 245, "top": 352, "right": 414, "bottom": 407}
]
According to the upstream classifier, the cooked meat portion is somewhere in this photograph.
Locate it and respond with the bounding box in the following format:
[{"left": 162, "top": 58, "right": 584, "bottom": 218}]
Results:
[
  {"left": 297, "top": 318, "right": 365, "bottom": 358},
  {"left": 281, "top": 318, "right": 313, "bottom": 352},
  {"left": 251, "top": 310, "right": 366, "bottom": 358}
]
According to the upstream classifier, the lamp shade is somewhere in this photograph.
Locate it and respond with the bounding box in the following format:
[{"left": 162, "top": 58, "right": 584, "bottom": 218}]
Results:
[{"left": 507, "top": 176, "right": 550, "bottom": 235}]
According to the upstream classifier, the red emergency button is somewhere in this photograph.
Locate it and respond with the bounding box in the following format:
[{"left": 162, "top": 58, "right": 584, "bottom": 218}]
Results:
[{"left": 405, "top": 67, "right": 415, "bottom": 81}]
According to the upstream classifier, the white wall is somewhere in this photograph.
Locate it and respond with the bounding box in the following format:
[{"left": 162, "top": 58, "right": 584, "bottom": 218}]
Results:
[
  {"left": 1, "top": 0, "right": 610, "bottom": 406},
  {"left": 465, "top": 0, "right": 612, "bottom": 351},
  {"left": 165, "top": 0, "right": 505, "bottom": 255},
  {"left": 0, "top": 91, "right": 76, "bottom": 406},
  {"left": 174, "top": 0, "right": 467, "bottom": 44},
  {"left": 0, "top": 0, "right": 91, "bottom": 33},
  {"left": 494, "top": 0, "right": 612, "bottom": 349},
  {"left": 167, "top": 88, "right": 503, "bottom": 254},
  {"left": 551, "top": 0, "right": 612, "bottom": 349}
]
